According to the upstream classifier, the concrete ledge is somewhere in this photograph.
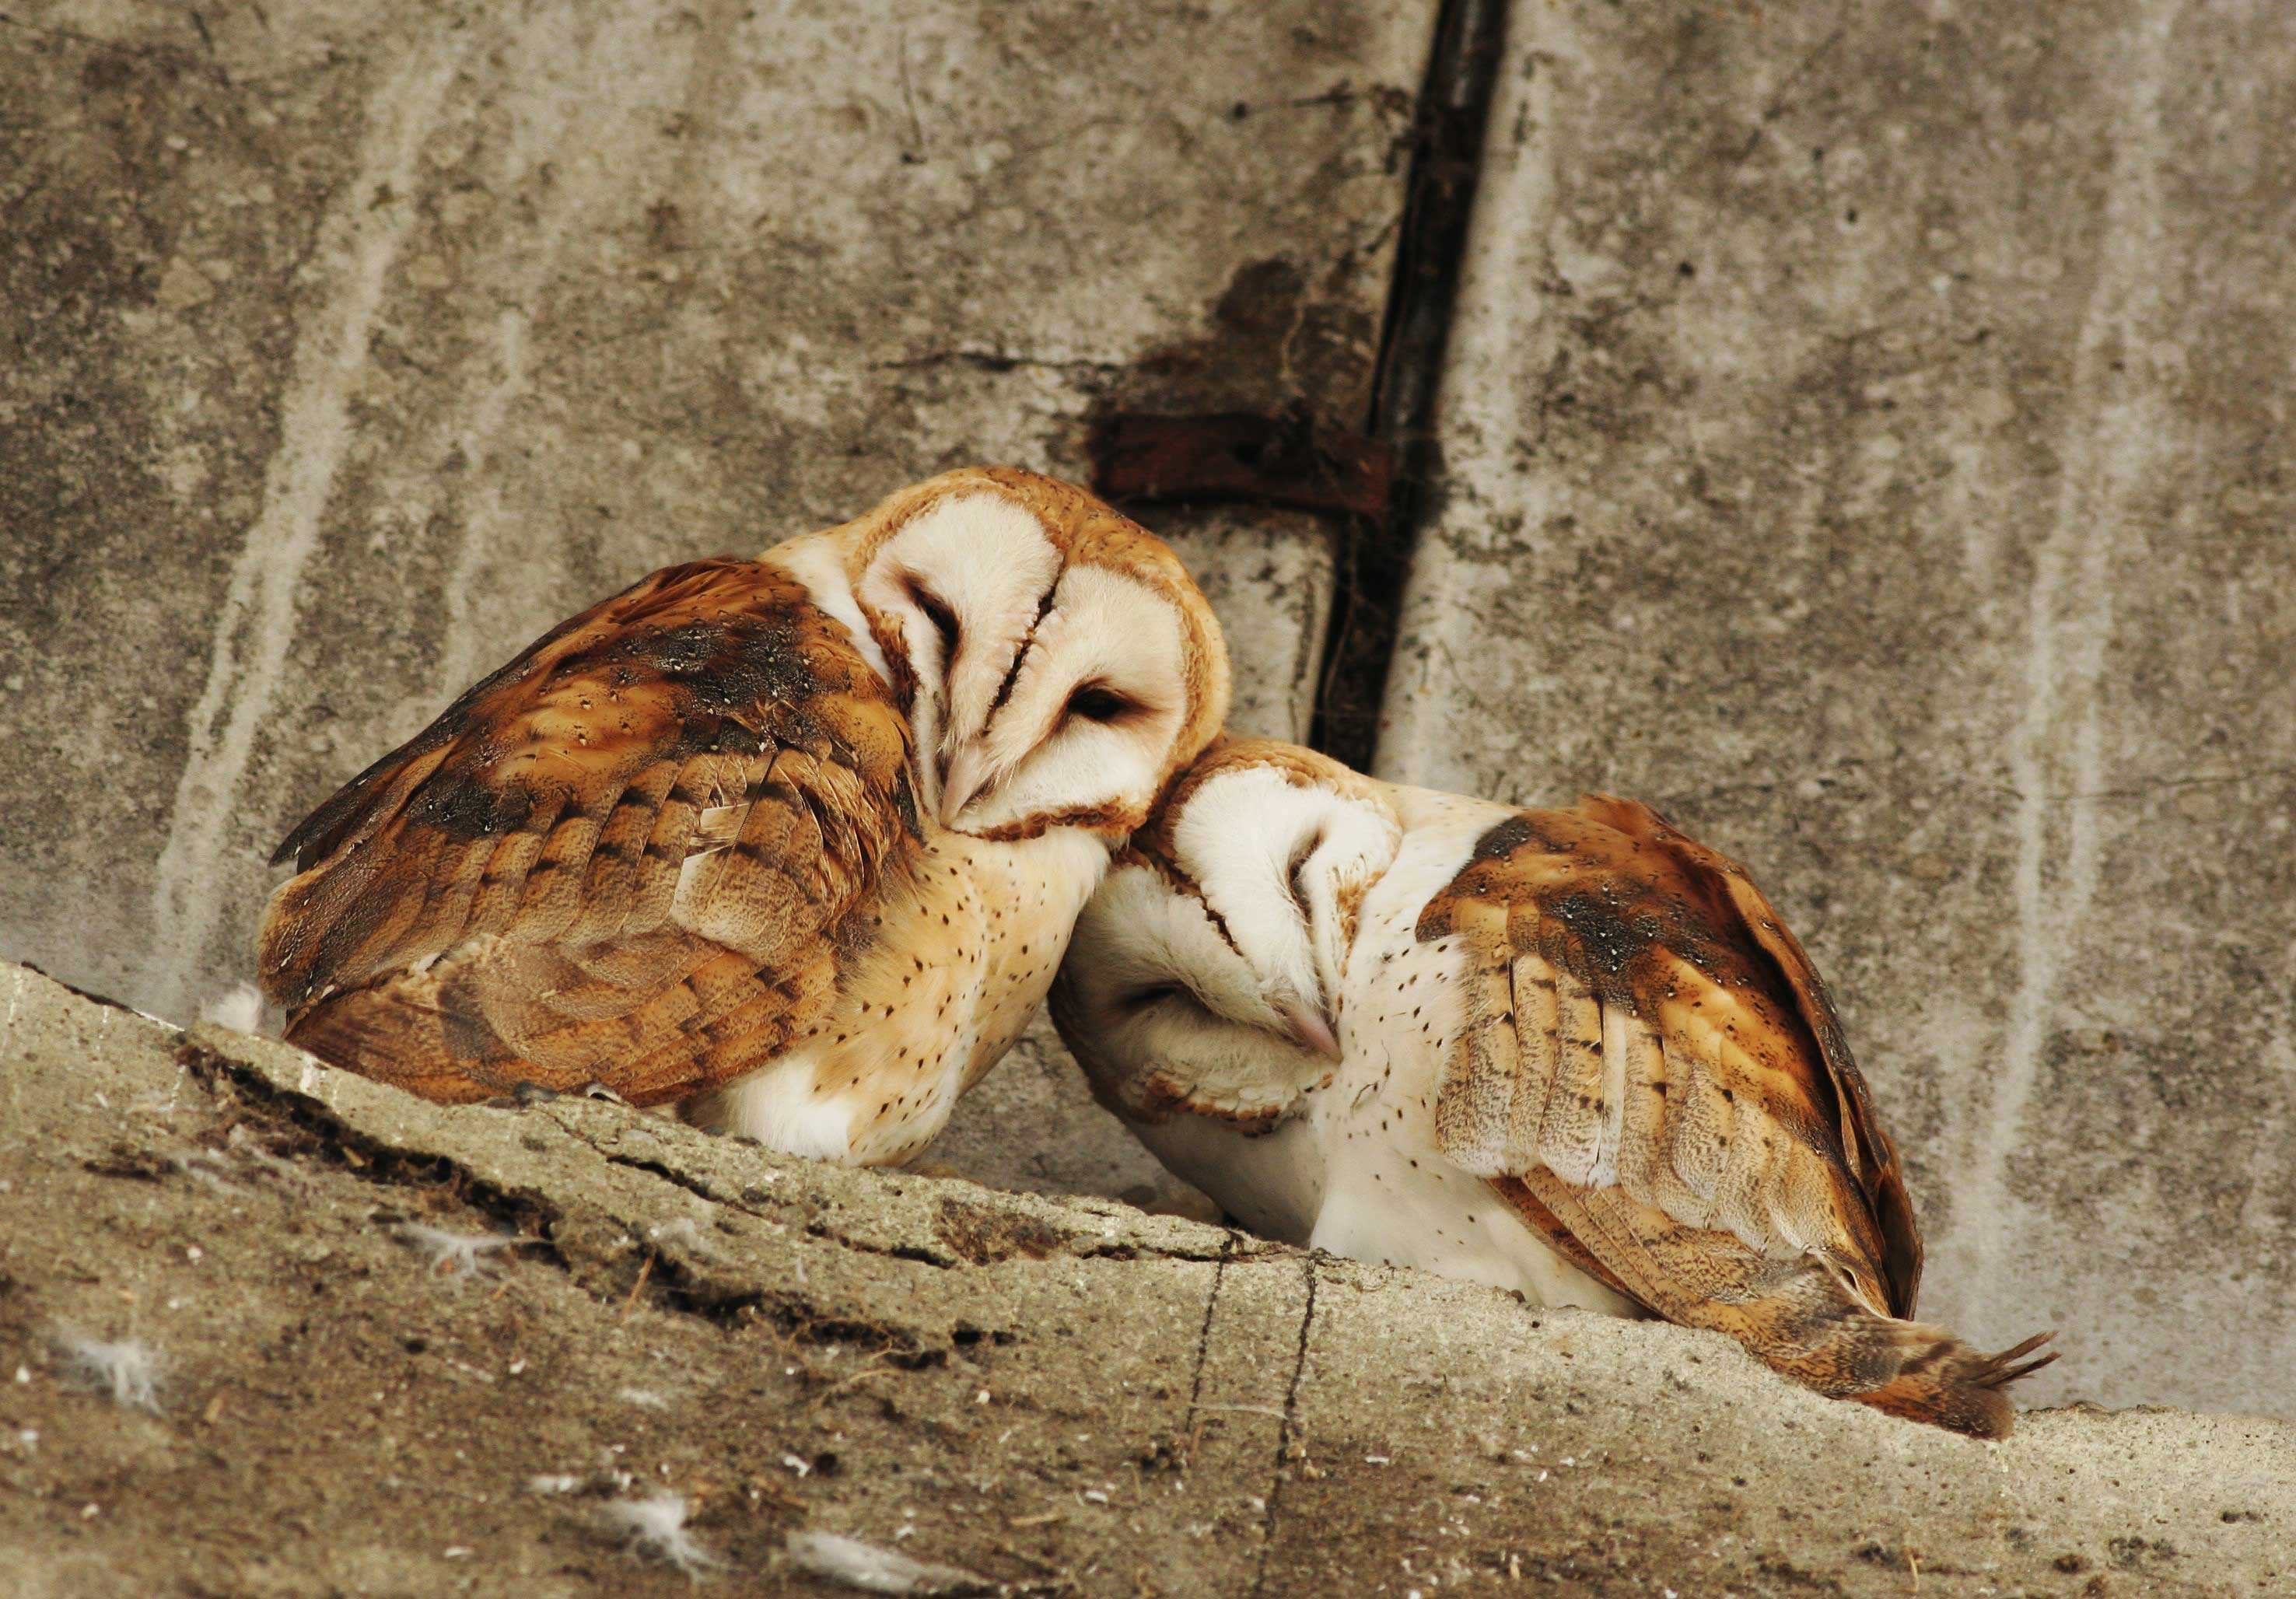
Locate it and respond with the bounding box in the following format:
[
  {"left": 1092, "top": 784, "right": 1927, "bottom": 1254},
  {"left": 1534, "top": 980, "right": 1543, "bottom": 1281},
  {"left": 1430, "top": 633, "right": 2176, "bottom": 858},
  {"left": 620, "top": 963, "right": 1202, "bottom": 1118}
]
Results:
[{"left": 2, "top": 962, "right": 2288, "bottom": 1597}]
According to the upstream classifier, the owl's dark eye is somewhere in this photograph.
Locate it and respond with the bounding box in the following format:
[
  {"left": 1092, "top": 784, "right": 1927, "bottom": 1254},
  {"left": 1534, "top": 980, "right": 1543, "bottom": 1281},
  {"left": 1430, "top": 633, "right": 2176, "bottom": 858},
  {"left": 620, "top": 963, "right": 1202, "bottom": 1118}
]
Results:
[
  {"left": 1125, "top": 982, "right": 1184, "bottom": 1010},
  {"left": 905, "top": 576, "right": 959, "bottom": 657},
  {"left": 1066, "top": 682, "right": 1142, "bottom": 724},
  {"left": 1285, "top": 831, "right": 1325, "bottom": 911}
]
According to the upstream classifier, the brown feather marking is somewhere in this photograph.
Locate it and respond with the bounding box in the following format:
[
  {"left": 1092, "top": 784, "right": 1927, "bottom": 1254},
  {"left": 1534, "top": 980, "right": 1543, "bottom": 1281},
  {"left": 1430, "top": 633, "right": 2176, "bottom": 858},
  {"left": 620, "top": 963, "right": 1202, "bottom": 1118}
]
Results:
[
  {"left": 260, "top": 556, "right": 916, "bottom": 1107},
  {"left": 1421, "top": 800, "right": 2042, "bottom": 1434},
  {"left": 1486, "top": 1177, "right": 1640, "bottom": 1303},
  {"left": 1421, "top": 803, "right": 1909, "bottom": 1306},
  {"left": 465, "top": 812, "right": 555, "bottom": 942},
  {"left": 565, "top": 764, "right": 681, "bottom": 946},
  {"left": 1573, "top": 794, "right": 1922, "bottom": 1314},
  {"left": 1537, "top": 964, "right": 1608, "bottom": 1187},
  {"left": 1433, "top": 901, "right": 1515, "bottom": 1170},
  {"left": 1505, "top": 953, "right": 1563, "bottom": 1172},
  {"left": 1610, "top": 1006, "right": 1669, "bottom": 1200}
]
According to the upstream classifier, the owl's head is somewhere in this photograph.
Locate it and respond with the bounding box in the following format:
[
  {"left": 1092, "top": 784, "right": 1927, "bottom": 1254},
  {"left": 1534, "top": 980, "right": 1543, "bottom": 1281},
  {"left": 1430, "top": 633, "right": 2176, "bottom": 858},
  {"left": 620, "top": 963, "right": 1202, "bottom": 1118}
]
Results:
[
  {"left": 1050, "top": 739, "right": 1402, "bottom": 1118},
  {"left": 808, "top": 467, "right": 1230, "bottom": 840}
]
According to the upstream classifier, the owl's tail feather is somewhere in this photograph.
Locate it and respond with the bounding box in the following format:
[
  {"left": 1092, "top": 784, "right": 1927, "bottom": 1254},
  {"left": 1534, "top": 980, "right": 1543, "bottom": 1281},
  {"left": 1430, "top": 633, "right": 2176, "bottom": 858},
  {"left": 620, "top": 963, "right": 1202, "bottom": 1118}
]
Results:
[
  {"left": 284, "top": 979, "right": 537, "bottom": 1106},
  {"left": 1514, "top": 1173, "right": 2057, "bottom": 1439},
  {"left": 1685, "top": 1255, "right": 2058, "bottom": 1439},
  {"left": 1788, "top": 1323, "right": 2058, "bottom": 1440}
]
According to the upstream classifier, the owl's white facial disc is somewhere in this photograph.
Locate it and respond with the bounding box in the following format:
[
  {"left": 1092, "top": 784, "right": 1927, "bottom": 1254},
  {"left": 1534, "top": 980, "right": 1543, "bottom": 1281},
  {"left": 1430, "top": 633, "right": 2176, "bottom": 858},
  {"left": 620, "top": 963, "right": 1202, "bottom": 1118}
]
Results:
[
  {"left": 859, "top": 493, "right": 1194, "bottom": 838},
  {"left": 856, "top": 493, "right": 1063, "bottom": 822},
  {"left": 1163, "top": 765, "right": 1402, "bottom": 1050},
  {"left": 1055, "top": 858, "right": 1315, "bottom": 1114},
  {"left": 954, "top": 564, "right": 1188, "bottom": 836}
]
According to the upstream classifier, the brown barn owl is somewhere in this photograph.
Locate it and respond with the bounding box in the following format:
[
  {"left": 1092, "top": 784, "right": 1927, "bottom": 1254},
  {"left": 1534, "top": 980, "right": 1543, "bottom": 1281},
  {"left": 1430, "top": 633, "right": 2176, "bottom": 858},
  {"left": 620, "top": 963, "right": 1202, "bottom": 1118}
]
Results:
[
  {"left": 257, "top": 467, "right": 1230, "bottom": 1165},
  {"left": 1051, "top": 740, "right": 2053, "bottom": 1436}
]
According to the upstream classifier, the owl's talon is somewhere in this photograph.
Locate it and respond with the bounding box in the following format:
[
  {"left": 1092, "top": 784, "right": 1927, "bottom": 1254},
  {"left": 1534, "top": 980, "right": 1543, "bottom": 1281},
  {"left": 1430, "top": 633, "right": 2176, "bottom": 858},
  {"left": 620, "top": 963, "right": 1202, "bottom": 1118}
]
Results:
[{"left": 578, "top": 1082, "right": 632, "bottom": 1107}]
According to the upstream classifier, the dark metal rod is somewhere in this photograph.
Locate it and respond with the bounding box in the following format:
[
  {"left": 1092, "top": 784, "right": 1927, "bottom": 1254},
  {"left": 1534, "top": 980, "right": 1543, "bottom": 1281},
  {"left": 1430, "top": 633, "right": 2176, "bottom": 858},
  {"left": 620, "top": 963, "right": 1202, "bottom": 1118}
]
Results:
[{"left": 1308, "top": 0, "right": 1510, "bottom": 768}]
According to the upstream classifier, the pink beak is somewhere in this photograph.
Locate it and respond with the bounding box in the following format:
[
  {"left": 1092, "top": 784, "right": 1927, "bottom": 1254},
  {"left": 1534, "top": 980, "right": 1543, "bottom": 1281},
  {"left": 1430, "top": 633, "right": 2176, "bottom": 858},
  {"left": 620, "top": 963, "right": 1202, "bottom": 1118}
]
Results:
[
  {"left": 1282, "top": 1000, "right": 1343, "bottom": 1061},
  {"left": 940, "top": 747, "right": 989, "bottom": 828}
]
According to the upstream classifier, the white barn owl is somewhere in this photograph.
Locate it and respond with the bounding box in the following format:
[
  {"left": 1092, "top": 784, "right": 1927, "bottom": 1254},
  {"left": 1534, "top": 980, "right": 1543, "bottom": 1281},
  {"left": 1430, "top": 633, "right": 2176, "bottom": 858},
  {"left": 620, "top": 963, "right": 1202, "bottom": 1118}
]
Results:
[
  {"left": 258, "top": 467, "right": 1230, "bottom": 1166},
  {"left": 1052, "top": 739, "right": 2053, "bottom": 1436}
]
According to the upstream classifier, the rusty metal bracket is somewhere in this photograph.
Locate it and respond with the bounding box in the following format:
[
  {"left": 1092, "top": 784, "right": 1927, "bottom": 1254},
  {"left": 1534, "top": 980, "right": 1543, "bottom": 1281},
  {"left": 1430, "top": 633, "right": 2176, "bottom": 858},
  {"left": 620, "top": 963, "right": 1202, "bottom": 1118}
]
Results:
[{"left": 1086, "top": 405, "right": 1395, "bottom": 522}]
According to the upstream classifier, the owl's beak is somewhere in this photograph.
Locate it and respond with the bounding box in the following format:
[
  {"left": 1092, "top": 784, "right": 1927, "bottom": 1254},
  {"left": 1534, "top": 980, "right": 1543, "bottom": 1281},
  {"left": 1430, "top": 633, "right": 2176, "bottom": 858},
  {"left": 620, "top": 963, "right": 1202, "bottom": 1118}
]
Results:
[
  {"left": 940, "top": 745, "right": 991, "bottom": 828},
  {"left": 1281, "top": 999, "right": 1344, "bottom": 1061}
]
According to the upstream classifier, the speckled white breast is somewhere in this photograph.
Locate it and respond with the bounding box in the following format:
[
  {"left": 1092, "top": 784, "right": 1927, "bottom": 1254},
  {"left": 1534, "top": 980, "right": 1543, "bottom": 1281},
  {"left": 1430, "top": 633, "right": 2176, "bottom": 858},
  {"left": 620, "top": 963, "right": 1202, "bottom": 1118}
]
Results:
[
  {"left": 694, "top": 826, "right": 1110, "bottom": 1165},
  {"left": 1181, "top": 784, "right": 1640, "bottom": 1315}
]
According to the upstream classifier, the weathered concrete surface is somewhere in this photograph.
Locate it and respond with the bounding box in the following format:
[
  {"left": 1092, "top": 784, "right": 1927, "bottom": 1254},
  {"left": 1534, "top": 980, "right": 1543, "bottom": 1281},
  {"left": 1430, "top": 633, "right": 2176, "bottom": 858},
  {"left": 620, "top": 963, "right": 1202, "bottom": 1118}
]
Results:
[
  {"left": 5, "top": 960, "right": 2292, "bottom": 1597},
  {"left": 1381, "top": 1, "right": 2296, "bottom": 1418},
  {"left": 0, "top": 0, "right": 1424, "bottom": 1202}
]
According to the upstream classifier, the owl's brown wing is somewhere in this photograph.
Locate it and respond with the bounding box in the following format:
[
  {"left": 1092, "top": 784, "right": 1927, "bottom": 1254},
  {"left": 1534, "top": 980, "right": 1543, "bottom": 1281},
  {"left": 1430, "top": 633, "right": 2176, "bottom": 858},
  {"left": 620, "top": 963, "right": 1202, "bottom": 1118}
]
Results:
[
  {"left": 1418, "top": 797, "right": 2050, "bottom": 1436},
  {"left": 258, "top": 558, "right": 921, "bottom": 1107}
]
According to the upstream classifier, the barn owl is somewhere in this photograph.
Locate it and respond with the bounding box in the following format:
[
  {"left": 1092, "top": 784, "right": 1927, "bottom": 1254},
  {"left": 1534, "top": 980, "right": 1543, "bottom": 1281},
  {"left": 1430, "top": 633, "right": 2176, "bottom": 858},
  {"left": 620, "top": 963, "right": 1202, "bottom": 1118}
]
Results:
[
  {"left": 1051, "top": 740, "right": 2053, "bottom": 1436},
  {"left": 257, "top": 467, "right": 1230, "bottom": 1165}
]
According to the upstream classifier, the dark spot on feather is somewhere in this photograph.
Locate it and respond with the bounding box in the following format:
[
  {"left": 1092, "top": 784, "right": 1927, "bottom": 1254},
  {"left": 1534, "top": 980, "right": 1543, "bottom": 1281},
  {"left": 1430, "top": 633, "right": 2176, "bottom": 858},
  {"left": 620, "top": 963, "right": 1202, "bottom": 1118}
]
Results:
[{"left": 1468, "top": 816, "right": 1539, "bottom": 866}]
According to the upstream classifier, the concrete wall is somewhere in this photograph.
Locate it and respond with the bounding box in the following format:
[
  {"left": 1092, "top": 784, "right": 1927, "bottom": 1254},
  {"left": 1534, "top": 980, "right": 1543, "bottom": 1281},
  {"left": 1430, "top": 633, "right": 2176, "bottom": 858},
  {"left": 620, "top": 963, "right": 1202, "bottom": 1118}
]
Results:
[{"left": 1381, "top": 0, "right": 2296, "bottom": 1418}]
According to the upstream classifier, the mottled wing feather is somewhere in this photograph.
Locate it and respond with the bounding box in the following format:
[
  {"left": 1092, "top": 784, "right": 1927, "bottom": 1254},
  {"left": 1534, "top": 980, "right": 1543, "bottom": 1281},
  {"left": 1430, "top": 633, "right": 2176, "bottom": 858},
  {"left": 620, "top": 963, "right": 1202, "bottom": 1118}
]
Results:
[
  {"left": 1418, "top": 798, "right": 2049, "bottom": 1436},
  {"left": 1571, "top": 794, "right": 1923, "bottom": 1311},
  {"left": 257, "top": 558, "right": 919, "bottom": 1106},
  {"left": 1484, "top": 1177, "right": 1639, "bottom": 1302},
  {"left": 1419, "top": 798, "right": 1909, "bottom": 1314}
]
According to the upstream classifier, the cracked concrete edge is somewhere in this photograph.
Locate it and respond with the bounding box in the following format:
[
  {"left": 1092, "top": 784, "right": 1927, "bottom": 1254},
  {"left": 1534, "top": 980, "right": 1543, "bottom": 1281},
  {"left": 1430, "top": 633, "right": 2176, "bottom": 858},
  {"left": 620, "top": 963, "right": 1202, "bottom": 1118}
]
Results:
[
  {"left": 177, "top": 1017, "right": 1261, "bottom": 1317},
  {"left": 154, "top": 978, "right": 2296, "bottom": 1587},
  {"left": 11, "top": 960, "right": 2296, "bottom": 1597}
]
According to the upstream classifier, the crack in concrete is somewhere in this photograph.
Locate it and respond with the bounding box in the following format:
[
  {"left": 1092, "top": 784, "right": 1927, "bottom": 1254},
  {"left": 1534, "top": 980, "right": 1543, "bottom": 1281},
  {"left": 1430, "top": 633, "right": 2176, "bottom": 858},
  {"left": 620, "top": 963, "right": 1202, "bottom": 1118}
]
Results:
[
  {"left": 0, "top": 9, "right": 201, "bottom": 64},
  {"left": 180, "top": 1039, "right": 933, "bottom": 1341},
  {"left": 537, "top": 1109, "right": 961, "bottom": 1269},
  {"left": 1251, "top": 1251, "right": 1320, "bottom": 1599},
  {"left": 1182, "top": 1230, "right": 1237, "bottom": 1443},
  {"left": 1726, "top": 22, "right": 1849, "bottom": 168},
  {"left": 182, "top": 1037, "right": 569, "bottom": 1247},
  {"left": 209, "top": 1067, "right": 1243, "bottom": 1279},
  {"left": 871, "top": 348, "right": 1127, "bottom": 376}
]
